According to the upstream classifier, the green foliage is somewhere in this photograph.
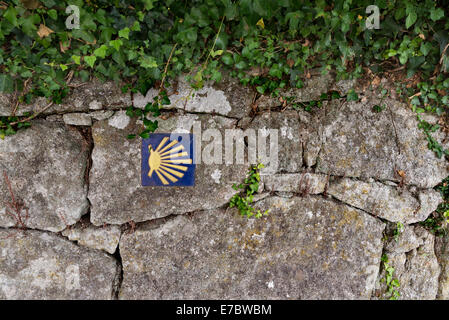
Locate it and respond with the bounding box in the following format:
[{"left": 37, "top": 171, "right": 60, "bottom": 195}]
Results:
[
  {"left": 229, "top": 163, "right": 268, "bottom": 219},
  {"left": 380, "top": 254, "right": 401, "bottom": 300},
  {"left": 124, "top": 90, "right": 171, "bottom": 139},
  {"left": 0, "top": 115, "right": 31, "bottom": 139},
  {"left": 0, "top": 0, "right": 448, "bottom": 150},
  {"left": 393, "top": 222, "right": 404, "bottom": 242},
  {"left": 289, "top": 90, "right": 341, "bottom": 112},
  {"left": 421, "top": 176, "right": 449, "bottom": 237}
]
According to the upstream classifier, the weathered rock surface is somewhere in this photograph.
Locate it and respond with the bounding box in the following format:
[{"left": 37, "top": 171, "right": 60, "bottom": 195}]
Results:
[
  {"left": 375, "top": 227, "right": 440, "bottom": 300},
  {"left": 119, "top": 196, "right": 385, "bottom": 299},
  {"left": 0, "top": 120, "right": 89, "bottom": 232},
  {"left": 262, "top": 172, "right": 328, "bottom": 194},
  {"left": 0, "top": 79, "right": 131, "bottom": 116},
  {"left": 63, "top": 113, "right": 92, "bottom": 126},
  {"left": 385, "top": 225, "right": 423, "bottom": 254},
  {"left": 256, "top": 72, "right": 334, "bottom": 110},
  {"left": 316, "top": 98, "right": 449, "bottom": 188},
  {"left": 327, "top": 178, "right": 441, "bottom": 224},
  {"left": 62, "top": 223, "right": 121, "bottom": 254},
  {"left": 242, "top": 111, "right": 302, "bottom": 173},
  {"left": 134, "top": 74, "right": 253, "bottom": 118},
  {"left": 89, "top": 113, "right": 248, "bottom": 226},
  {"left": 90, "top": 110, "right": 114, "bottom": 121},
  {"left": 0, "top": 229, "right": 119, "bottom": 299},
  {"left": 0, "top": 75, "right": 447, "bottom": 300},
  {"left": 435, "top": 236, "right": 449, "bottom": 299}
]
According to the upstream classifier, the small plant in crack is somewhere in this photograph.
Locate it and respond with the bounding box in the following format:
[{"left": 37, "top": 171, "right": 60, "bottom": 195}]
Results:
[
  {"left": 393, "top": 222, "right": 404, "bottom": 242},
  {"left": 229, "top": 163, "right": 268, "bottom": 219},
  {"left": 2, "top": 171, "right": 29, "bottom": 232},
  {"left": 125, "top": 220, "right": 137, "bottom": 234},
  {"left": 380, "top": 254, "right": 400, "bottom": 300},
  {"left": 421, "top": 176, "right": 449, "bottom": 237},
  {"left": 289, "top": 90, "right": 342, "bottom": 112},
  {"left": 372, "top": 87, "right": 389, "bottom": 113}
]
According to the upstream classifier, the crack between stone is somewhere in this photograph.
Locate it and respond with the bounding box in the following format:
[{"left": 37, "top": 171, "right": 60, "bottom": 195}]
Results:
[
  {"left": 112, "top": 233, "right": 124, "bottom": 300},
  {"left": 434, "top": 236, "right": 447, "bottom": 300}
]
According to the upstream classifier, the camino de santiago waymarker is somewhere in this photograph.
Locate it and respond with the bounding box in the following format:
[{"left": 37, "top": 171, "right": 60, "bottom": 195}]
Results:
[{"left": 141, "top": 133, "right": 195, "bottom": 186}]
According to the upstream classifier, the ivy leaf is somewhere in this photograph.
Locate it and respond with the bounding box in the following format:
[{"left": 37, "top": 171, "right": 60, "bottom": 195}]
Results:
[
  {"left": 131, "top": 21, "right": 141, "bottom": 32},
  {"left": 211, "top": 69, "right": 222, "bottom": 82},
  {"left": 235, "top": 61, "right": 248, "bottom": 69},
  {"left": 0, "top": 74, "right": 14, "bottom": 93},
  {"left": 94, "top": 44, "right": 109, "bottom": 59},
  {"left": 146, "top": 120, "right": 158, "bottom": 132},
  {"left": 84, "top": 55, "right": 97, "bottom": 68},
  {"left": 347, "top": 89, "right": 359, "bottom": 101},
  {"left": 71, "top": 55, "right": 81, "bottom": 65},
  {"left": 420, "top": 42, "right": 432, "bottom": 56},
  {"left": 140, "top": 131, "right": 150, "bottom": 139},
  {"left": 118, "top": 27, "right": 130, "bottom": 40},
  {"left": 221, "top": 53, "right": 234, "bottom": 65},
  {"left": 109, "top": 39, "right": 123, "bottom": 51},
  {"left": 59, "top": 64, "right": 68, "bottom": 71},
  {"left": 19, "top": 14, "right": 40, "bottom": 36},
  {"left": 72, "top": 29, "right": 96, "bottom": 44},
  {"left": 430, "top": 8, "right": 444, "bottom": 21},
  {"left": 194, "top": 70, "right": 203, "bottom": 83},
  {"left": 176, "top": 27, "right": 197, "bottom": 44},
  {"left": 142, "top": 0, "right": 155, "bottom": 10},
  {"left": 47, "top": 9, "right": 58, "bottom": 20},
  {"left": 256, "top": 18, "right": 264, "bottom": 29},
  {"left": 4, "top": 7, "right": 18, "bottom": 27},
  {"left": 405, "top": 12, "right": 417, "bottom": 29},
  {"left": 211, "top": 49, "right": 223, "bottom": 58},
  {"left": 139, "top": 55, "right": 158, "bottom": 69}
]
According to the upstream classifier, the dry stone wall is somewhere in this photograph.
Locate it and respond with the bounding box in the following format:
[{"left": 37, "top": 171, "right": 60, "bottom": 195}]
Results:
[{"left": 0, "top": 74, "right": 448, "bottom": 299}]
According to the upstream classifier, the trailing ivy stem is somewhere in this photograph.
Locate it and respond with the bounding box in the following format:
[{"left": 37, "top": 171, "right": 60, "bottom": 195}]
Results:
[
  {"left": 200, "top": 15, "right": 225, "bottom": 74},
  {"left": 159, "top": 43, "right": 178, "bottom": 93},
  {"left": 4, "top": 102, "right": 54, "bottom": 128}
]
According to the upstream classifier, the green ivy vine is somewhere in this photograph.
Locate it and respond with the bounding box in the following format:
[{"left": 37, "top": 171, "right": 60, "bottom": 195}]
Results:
[{"left": 0, "top": 0, "right": 448, "bottom": 157}]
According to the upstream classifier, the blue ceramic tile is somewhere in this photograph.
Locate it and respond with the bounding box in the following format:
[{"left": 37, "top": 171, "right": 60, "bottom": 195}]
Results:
[{"left": 141, "top": 133, "right": 195, "bottom": 187}]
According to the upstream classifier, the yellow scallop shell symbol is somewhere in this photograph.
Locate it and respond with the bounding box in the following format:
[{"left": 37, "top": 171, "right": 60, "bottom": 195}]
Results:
[{"left": 148, "top": 137, "right": 193, "bottom": 185}]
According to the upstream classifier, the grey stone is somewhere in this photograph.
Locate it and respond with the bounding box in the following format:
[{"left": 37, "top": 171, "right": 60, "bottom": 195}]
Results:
[
  {"left": 90, "top": 110, "right": 114, "bottom": 121},
  {"left": 107, "top": 110, "right": 130, "bottom": 129},
  {"left": 62, "top": 223, "right": 121, "bottom": 254},
  {"left": 88, "top": 100, "right": 103, "bottom": 110},
  {"left": 435, "top": 236, "right": 449, "bottom": 299},
  {"left": 0, "top": 120, "right": 89, "bottom": 232},
  {"left": 45, "top": 114, "right": 63, "bottom": 122},
  {"left": 63, "top": 113, "right": 92, "bottom": 126},
  {"left": 262, "top": 173, "right": 328, "bottom": 194},
  {"left": 0, "top": 79, "right": 131, "bottom": 116},
  {"left": 375, "top": 227, "right": 440, "bottom": 300},
  {"left": 89, "top": 113, "right": 248, "bottom": 226},
  {"left": 256, "top": 73, "right": 335, "bottom": 110},
  {"left": 119, "top": 196, "right": 385, "bottom": 299},
  {"left": 385, "top": 225, "right": 423, "bottom": 254},
  {"left": 327, "top": 178, "right": 442, "bottom": 224},
  {"left": 0, "top": 94, "right": 48, "bottom": 117},
  {"left": 242, "top": 111, "right": 302, "bottom": 173},
  {"left": 316, "top": 98, "right": 449, "bottom": 188},
  {"left": 332, "top": 79, "right": 357, "bottom": 94},
  {"left": 133, "top": 73, "right": 253, "bottom": 118},
  {"left": 0, "top": 229, "right": 118, "bottom": 299}
]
